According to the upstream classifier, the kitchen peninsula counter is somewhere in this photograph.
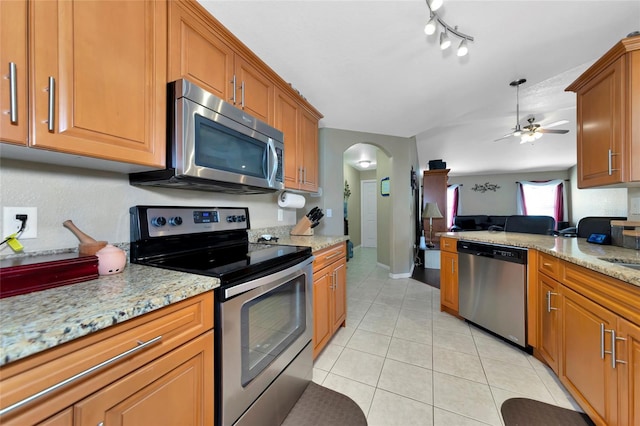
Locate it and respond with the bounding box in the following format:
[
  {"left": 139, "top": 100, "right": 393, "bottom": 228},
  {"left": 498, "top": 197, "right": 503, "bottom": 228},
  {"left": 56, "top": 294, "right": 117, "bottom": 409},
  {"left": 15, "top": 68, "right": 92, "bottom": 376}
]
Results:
[
  {"left": 441, "top": 231, "right": 640, "bottom": 288},
  {"left": 0, "top": 263, "right": 219, "bottom": 367},
  {"left": 273, "top": 235, "right": 350, "bottom": 252}
]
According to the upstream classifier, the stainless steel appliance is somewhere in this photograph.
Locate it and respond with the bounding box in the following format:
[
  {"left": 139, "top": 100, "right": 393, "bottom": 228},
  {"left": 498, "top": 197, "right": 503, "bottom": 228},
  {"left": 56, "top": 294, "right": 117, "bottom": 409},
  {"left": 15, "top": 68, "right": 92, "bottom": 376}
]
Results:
[
  {"left": 129, "top": 79, "right": 284, "bottom": 194},
  {"left": 457, "top": 240, "right": 528, "bottom": 348},
  {"left": 129, "top": 206, "right": 313, "bottom": 426}
]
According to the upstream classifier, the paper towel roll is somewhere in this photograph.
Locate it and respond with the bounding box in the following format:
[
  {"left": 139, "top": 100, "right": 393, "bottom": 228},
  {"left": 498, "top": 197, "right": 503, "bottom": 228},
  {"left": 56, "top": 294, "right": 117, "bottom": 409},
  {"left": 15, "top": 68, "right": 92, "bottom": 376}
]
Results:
[{"left": 278, "top": 192, "right": 306, "bottom": 209}]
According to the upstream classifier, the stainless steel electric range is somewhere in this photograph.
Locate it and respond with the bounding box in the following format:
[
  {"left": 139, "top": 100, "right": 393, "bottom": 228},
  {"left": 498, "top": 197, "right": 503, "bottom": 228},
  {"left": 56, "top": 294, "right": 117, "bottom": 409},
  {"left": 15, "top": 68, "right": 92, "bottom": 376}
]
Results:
[{"left": 129, "top": 206, "right": 314, "bottom": 426}]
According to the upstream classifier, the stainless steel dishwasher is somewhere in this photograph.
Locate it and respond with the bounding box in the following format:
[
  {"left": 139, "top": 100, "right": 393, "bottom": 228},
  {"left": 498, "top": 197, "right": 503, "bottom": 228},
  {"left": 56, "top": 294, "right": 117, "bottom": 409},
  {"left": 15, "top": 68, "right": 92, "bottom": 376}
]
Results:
[{"left": 457, "top": 240, "right": 528, "bottom": 348}]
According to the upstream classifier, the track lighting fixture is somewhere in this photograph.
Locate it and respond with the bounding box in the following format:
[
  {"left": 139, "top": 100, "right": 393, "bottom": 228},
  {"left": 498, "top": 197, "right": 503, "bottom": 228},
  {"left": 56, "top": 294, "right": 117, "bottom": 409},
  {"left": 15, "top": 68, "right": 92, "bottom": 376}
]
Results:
[{"left": 423, "top": 0, "right": 474, "bottom": 57}]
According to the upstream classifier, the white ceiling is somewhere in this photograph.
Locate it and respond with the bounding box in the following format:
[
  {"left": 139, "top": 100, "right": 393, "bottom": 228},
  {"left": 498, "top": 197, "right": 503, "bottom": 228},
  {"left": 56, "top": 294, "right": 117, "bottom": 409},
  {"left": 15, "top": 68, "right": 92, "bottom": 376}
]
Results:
[{"left": 198, "top": 0, "right": 640, "bottom": 176}]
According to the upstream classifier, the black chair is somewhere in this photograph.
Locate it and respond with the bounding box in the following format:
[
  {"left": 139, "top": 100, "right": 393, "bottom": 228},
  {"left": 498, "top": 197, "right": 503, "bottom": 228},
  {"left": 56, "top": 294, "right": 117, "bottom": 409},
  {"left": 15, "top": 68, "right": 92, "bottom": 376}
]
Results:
[
  {"left": 576, "top": 216, "right": 627, "bottom": 238},
  {"left": 504, "top": 215, "right": 556, "bottom": 235}
]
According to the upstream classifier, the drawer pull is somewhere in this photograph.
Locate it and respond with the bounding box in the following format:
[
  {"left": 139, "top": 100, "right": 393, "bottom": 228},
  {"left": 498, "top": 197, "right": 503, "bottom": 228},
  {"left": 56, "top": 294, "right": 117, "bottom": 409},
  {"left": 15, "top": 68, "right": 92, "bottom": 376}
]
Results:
[
  {"left": 324, "top": 251, "right": 342, "bottom": 261},
  {"left": 0, "top": 336, "right": 162, "bottom": 417},
  {"left": 543, "top": 262, "right": 553, "bottom": 267}
]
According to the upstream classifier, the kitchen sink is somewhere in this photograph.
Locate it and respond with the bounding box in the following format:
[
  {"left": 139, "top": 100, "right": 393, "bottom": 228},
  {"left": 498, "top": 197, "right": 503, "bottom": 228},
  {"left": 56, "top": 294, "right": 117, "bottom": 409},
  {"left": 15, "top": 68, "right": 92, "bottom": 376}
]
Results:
[{"left": 599, "top": 257, "right": 640, "bottom": 270}]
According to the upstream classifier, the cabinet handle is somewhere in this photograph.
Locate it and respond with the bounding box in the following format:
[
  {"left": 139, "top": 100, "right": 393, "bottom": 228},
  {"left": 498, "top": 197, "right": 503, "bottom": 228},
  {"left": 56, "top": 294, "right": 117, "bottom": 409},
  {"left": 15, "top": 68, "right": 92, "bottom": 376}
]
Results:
[
  {"left": 608, "top": 149, "right": 620, "bottom": 175},
  {"left": 298, "top": 166, "right": 303, "bottom": 184},
  {"left": 601, "top": 323, "right": 616, "bottom": 364},
  {"left": 451, "top": 259, "right": 455, "bottom": 274},
  {"left": 8, "top": 62, "right": 17, "bottom": 123},
  {"left": 543, "top": 262, "right": 553, "bottom": 268},
  {"left": 46, "top": 76, "right": 55, "bottom": 131},
  {"left": 0, "top": 336, "right": 162, "bottom": 417},
  {"left": 240, "top": 81, "right": 245, "bottom": 107},
  {"left": 303, "top": 167, "right": 308, "bottom": 185},
  {"left": 546, "top": 291, "right": 558, "bottom": 313},
  {"left": 230, "top": 75, "right": 236, "bottom": 104},
  {"left": 612, "top": 332, "right": 627, "bottom": 369}
]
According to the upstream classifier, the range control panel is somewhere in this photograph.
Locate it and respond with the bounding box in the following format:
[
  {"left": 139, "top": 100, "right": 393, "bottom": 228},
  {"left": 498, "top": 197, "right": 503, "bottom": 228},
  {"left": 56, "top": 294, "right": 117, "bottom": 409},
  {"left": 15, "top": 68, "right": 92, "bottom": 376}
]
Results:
[{"left": 130, "top": 206, "right": 250, "bottom": 239}]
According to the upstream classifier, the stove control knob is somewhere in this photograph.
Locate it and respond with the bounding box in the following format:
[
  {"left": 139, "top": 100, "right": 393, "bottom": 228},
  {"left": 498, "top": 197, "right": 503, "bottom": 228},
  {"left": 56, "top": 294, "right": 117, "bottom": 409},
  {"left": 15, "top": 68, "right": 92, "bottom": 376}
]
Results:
[
  {"left": 238, "top": 215, "right": 246, "bottom": 222},
  {"left": 226, "top": 216, "right": 234, "bottom": 223},
  {"left": 168, "top": 216, "right": 183, "bottom": 226},
  {"left": 151, "top": 216, "right": 167, "bottom": 227}
]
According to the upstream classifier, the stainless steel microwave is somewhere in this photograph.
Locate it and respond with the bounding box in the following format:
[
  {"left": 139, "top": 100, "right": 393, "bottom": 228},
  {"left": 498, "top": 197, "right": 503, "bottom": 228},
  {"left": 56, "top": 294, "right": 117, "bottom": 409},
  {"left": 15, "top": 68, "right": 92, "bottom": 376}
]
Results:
[{"left": 130, "top": 79, "right": 284, "bottom": 194}]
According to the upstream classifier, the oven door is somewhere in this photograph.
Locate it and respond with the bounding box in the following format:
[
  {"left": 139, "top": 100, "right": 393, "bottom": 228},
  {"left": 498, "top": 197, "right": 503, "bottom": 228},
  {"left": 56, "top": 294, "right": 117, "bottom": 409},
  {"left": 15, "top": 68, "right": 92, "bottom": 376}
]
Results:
[{"left": 219, "top": 257, "right": 313, "bottom": 426}]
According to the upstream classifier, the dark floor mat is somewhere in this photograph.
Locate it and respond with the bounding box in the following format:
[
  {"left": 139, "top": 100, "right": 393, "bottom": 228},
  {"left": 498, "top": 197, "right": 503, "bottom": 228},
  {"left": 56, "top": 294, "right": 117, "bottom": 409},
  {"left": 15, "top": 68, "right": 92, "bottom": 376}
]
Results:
[
  {"left": 281, "top": 382, "right": 367, "bottom": 426},
  {"left": 501, "top": 397, "right": 595, "bottom": 426}
]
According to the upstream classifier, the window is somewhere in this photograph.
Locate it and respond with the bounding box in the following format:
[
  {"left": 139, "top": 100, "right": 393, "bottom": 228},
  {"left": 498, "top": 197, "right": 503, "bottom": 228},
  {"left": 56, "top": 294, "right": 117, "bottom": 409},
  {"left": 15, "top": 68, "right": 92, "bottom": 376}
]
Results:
[{"left": 516, "top": 180, "right": 567, "bottom": 228}]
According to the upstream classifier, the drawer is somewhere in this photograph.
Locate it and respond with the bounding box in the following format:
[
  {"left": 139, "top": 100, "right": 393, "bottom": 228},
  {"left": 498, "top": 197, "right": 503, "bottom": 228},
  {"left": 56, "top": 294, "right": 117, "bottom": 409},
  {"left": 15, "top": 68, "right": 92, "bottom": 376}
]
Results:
[
  {"left": 440, "top": 236, "right": 457, "bottom": 253},
  {"left": 538, "top": 251, "right": 560, "bottom": 280},
  {"left": 0, "top": 292, "right": 214, "bottom": 423},
  {"left": 313, "top": 242, "right": 346, "bottom": 272}
]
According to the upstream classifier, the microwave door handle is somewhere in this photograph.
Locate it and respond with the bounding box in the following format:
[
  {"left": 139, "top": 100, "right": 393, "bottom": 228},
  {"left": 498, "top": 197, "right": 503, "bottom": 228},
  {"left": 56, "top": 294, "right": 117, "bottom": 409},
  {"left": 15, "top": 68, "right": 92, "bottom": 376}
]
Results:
[{"left": 267, "top": 139, "right": 278, "bottom": 187}]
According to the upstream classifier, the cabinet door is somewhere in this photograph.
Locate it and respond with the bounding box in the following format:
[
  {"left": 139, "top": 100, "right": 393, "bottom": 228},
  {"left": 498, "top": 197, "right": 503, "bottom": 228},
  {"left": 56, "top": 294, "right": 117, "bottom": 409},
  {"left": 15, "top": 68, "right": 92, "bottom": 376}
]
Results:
[
  {"left": 299, "top": 107, "right": 319, "bottom": 192},
  {"left": 559, "top": 285, "right": 618, "bottom": 425},
  {"left": 538, "top": 274, "right": 560, "bottom": 373},
  {"left": 234, "top": 56, "right": 273, "bottom": 124},
  {"left": 617, "top": 317, "right": 640, "bottom": 426},
  {"left": 332, "top": 258, "right": 347, "bottom": 332},
  {"left": 74, "top": 331, "right": 214, "bottom": 426},
  {"left": 0, "top": 0, "right": 28, "bottom": 146},
  {"left": 575, "top": 58, "right": 624, "bottom": 188},
  {"left": 37, "top": 409, "right": 73, "bottom": 426},
  {"left": 30, "top": 0, "right": 166, "bottom": 167},
  {"left": 440, "top": 250, "right": 458, "bottom": 312},
  {"left": 274, "top": 88, "right": 301, "bottom": 189},
  {"left": 313, "top": 266, "right": 332, "bottom": 359},
  {"left": 168, "top": 1, "right": 235, "bottom": 102}
]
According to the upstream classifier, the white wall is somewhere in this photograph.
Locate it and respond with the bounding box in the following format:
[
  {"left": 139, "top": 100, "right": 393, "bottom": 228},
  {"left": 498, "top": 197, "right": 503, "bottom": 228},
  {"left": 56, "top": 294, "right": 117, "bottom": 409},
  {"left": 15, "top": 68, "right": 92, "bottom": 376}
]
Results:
[{"left": 0, "top": 159, "right": 296, "bottom": 255}]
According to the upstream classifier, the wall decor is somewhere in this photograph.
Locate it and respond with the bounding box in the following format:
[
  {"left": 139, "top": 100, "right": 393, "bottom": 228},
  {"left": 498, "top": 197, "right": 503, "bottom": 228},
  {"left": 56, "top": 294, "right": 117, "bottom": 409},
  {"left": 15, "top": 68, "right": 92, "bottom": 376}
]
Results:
[
  {"left": 381, "top": 177, "right": 390, "bottom": 196},
  {"left": 471, "top": 182, "right": 501, "bottom": 193}
]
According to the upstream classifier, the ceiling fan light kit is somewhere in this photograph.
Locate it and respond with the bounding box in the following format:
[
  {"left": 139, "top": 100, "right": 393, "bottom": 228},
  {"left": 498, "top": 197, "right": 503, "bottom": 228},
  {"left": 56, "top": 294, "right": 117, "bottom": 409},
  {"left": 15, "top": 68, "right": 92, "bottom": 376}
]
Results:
[{"left": 424, "top": 0, "right": 474, "bottom": 57}]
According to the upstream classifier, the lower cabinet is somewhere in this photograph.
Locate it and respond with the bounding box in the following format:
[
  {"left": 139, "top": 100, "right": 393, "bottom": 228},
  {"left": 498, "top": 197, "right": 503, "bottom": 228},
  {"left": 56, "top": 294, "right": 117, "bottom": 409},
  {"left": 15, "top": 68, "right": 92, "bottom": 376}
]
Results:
[
  {"left": 0, "top": 293, "right": 214, "bottom": 425},
  {"left": 535, "top": 257, "right": 640, "bottom": 426},
  {"left": 74, "top": 331, "right": 213, "bottom": 426},
  {"left": 537, "top": 273, "right": 560, "bottom": 373},
  {"left": 439, "top": 236, "right": 458, "bottom": 315},
  {"left": 559, "top": 285, "right": 618, "bottom": 425},
  {"left": 312, "top": 242, "right": 347, "bottom": 359}
]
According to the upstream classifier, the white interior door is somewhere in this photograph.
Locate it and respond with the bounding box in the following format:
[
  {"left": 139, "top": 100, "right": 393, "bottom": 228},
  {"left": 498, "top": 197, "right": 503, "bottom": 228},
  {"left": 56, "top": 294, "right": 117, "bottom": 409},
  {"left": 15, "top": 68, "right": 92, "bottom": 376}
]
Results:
[{"left": 361, "top": 180, "right": 377, "bottom": 248}]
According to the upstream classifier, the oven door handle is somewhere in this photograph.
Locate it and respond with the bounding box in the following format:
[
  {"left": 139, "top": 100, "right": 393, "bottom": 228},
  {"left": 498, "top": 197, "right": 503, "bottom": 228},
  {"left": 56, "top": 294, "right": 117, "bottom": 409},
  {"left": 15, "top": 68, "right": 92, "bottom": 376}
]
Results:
[{"left": 223, "top": 256, "right": 314, "bottom": 300}]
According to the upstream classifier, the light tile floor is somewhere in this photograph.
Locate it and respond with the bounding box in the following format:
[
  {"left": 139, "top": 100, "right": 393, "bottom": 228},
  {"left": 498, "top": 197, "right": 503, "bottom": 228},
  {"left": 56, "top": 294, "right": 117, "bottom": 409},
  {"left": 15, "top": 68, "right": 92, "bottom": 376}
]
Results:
[{"left": 313, "top": 247, "right": 582, "bottom": 426}]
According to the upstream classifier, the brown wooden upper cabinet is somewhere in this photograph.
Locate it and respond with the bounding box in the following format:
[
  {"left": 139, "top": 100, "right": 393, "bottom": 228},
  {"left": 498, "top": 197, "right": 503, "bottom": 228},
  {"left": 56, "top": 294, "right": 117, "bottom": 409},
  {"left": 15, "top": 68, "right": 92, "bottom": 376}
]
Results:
[
  {"left": 566, "top": 35, "right": 640, "bottom": 188},
  {"left": 169, "top": 0, "right": 322, "bottom": 192},
  {"left": 168, "top": 1, "right": 273, "bottom": 124},
  {"left": 0, "top": 0, "right": 28, "bottom": 146},
  {"left": 275, "top": 88, "right": 319, "bottom": 192},
  {"left": 28, "top": 0, "right": 167, "bottom": 168}
]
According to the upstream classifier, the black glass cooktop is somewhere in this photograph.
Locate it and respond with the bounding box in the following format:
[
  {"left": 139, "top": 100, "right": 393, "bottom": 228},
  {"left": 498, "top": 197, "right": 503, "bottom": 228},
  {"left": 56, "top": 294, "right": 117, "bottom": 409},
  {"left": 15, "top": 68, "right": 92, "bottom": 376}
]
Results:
[{"left": 141, "top": 243, "right": 312, "bottom": 285}]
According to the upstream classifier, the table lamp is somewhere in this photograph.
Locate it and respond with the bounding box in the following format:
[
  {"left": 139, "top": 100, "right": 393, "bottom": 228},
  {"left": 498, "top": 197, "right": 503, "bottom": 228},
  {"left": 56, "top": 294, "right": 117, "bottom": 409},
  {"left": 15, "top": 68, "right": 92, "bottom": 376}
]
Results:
[{"left": 422, "top": 202, "right": 443, "bottom": 248}]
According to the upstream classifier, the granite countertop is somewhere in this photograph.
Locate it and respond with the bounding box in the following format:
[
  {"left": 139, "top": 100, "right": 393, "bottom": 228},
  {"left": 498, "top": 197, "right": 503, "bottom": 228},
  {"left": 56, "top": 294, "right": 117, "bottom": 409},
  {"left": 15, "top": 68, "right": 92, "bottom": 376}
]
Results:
[
  {"left": 441, "top": 231, "right": 640, "bottom": 288},
  {"left": 0, "top": 263, "right": 219, "bottom": 367},
  {"left": 274, "top": 235, "right": 350, "bottom": 252}
]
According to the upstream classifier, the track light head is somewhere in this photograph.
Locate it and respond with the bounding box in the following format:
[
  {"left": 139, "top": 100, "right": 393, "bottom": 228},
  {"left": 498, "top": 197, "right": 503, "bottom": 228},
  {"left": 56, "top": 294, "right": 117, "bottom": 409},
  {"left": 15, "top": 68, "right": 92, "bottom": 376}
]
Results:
[
  {"left": 424, "top": 16, "right": 437, "bottom": 35},
  {"left": 440, "top": 30, "right": 451, "bottom": 50},
  {"left": 428, "top": 0, "right": 444, "bottom": 12},
  {"left": 456, "top": 39, "right": 468, "bottom": 56}
]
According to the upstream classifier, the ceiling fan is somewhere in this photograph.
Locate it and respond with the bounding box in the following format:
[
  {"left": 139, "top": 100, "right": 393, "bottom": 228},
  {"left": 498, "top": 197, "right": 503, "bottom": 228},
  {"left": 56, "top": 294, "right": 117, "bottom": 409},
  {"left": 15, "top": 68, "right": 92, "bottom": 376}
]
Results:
[{"left": 495, "top": 78, "right": 570, "bottom": 143}]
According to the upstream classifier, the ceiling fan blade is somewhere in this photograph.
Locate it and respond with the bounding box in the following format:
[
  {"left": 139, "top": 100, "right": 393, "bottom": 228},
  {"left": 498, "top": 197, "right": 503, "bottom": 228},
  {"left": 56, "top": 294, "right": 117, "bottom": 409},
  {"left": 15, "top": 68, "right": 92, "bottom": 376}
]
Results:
[
  {"left": 494, "top": 133, "right": 513, "bottom": 142},
  {"left": 538, "top": 129, "right": 569, "bottom": 134},
  {"left": 544, "top": 120, "right": 570, "bottom": 129}
]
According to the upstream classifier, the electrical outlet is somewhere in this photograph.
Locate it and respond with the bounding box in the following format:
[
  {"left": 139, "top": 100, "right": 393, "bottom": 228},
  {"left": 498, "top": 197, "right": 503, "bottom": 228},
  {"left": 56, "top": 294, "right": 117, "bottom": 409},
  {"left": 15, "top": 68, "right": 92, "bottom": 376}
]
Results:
[
  {"left": 326, "top": 209, "right": 332, "bottom": 218},
  {"left": 277, "top": 209, "right": 284, "bottom": 221},
  {"left": 3, "top": 207, "right": 38, "bottom": 239},
  {"left": 631, "top": 197, "right": 640, "bottom": 215}
]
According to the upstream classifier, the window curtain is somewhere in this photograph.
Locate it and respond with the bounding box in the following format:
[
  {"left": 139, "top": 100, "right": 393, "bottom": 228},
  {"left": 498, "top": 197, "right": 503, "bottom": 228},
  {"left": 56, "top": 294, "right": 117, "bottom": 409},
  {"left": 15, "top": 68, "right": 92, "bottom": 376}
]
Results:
[
  {"left": 447, "top": 184, "right": 461, "bottom": 229},
  {"left": 516, "top": 180, "right": 567, "bottom": 227}
]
